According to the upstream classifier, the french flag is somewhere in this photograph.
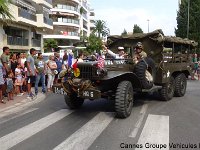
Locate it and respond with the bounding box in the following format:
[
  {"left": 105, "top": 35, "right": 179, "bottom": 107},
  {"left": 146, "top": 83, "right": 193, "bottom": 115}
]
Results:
[{"left": 68, "top": 53, "right": 73, "bottom": 68}]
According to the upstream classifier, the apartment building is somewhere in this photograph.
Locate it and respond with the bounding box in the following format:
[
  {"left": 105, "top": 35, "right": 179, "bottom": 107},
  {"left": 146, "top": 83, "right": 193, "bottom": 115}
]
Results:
[
  {"left": 43, "top": 0, "right": 95, "bottom": 47},
  {"left": 0, "top": 0, "right": 53, "bottom": 54},
  {"left": 89, "top": 8, "right": 95, "bottom": 33}
]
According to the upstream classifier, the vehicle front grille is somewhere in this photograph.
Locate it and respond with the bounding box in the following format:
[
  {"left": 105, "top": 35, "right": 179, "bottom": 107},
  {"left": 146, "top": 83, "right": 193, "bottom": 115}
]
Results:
[{"left": 79, "top": 65, "right": 97, "bottom": 79}]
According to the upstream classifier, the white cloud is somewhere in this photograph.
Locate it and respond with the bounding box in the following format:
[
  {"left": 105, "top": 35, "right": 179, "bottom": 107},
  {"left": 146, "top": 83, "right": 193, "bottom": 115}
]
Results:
[{"left": 95, "top": 7, "right": 177, "bottom": 36}]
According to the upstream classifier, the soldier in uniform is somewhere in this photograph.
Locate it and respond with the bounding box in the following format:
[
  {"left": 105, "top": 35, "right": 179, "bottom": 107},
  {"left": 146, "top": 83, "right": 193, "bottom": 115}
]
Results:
[{"left": 133, "top": 42, "right": 147, "bottom": 63}]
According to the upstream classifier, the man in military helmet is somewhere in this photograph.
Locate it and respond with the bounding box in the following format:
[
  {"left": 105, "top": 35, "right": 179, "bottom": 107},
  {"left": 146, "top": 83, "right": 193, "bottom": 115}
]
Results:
[{"left": 133, "top": 42, "right": 147, "bottom": 63}]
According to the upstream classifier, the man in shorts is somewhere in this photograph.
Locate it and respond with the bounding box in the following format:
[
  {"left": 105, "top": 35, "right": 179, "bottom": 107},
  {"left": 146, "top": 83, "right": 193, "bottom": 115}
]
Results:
[
  {"left": 27, "top": 48, "right": 37, "bottom": 99},
  {"left": 1, "top": 47, "right": 10, "bottom": 98}
]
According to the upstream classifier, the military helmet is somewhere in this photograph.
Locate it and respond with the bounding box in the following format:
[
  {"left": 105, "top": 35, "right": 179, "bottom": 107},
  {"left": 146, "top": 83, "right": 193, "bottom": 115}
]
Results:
[{"left": 136, "top": 42, "right": 143, "bottom": 49}]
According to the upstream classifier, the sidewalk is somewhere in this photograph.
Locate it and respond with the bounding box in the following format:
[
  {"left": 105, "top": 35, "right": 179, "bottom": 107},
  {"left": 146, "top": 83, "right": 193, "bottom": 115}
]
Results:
[{"left": 0, "top": 88, "right": 47, "bottom": 112}]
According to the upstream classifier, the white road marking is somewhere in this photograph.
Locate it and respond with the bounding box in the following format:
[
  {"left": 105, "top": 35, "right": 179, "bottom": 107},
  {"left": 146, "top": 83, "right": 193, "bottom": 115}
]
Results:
[
  {"left": 129, "top": 104, "right": 148, "bottom": 138},
  {"left": 0, "top": 108, "right": 39, "bottom": 125},
  {"left": 53, "top": 112, "right": 114, "bottom": 150},
  {"left": 136, "top": 114, "right": 169, "bottom": 150},
  {"left": 0, "top": 93, "right": 46, "bottom": 118},
  {"left": 0, "top": 109, "right": 73, "bottom": 150}
]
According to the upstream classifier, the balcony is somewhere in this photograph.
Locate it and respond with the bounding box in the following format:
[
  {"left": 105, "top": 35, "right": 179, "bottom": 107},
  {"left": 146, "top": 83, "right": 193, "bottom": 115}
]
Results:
[
  {"left": 53, "top": 18, "right": 80, "bottom": 28},
  {"left": 17, "top": 8, "right": 38, "bottom": 26},
  {"left": 82, "top": 13, "right": 88, "bottom": 21},
  {"left": 45, "top": 0, "right": 52, "bottom": 4},
  {"left": 83, "top": 24, "right": 88, "bottom": 30},
  {"left": 43, "top": 31, "right": 80, "bottom": 40},
  {"left": 32, "top": 39, "right": 41, "bottom": 47},
  {"left": 82, "top": 1, "right": 88, "bottom": 11},
  {"left": 18, "top": 8, "right": 37, "bottom": 22},
  {"left": 7, "top": 36, "right": 29, "bottom": 46},
  {"left": 44, "top": 17, "right": 53, "bottom": 26},
  {"left": 37, "top": 14, "right": 53, "bottom": 29},
  {"left": 32, "top": 0, "right": 52, "bottom": 8},
  {"left": 52, "top": 5, "right": 79, "bottom": 16}
]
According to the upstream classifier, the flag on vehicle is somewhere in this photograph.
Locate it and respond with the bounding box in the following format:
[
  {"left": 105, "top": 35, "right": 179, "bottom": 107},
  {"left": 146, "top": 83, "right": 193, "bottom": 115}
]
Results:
[
  {"left": 72, "top": 59, "right": 78, "bottom": 70},
  {"left": 97, "top": 56, "right": 105, "bottom": 68},
  {"left": 72, "top": 59, "right": 80, "bottom": 77}
]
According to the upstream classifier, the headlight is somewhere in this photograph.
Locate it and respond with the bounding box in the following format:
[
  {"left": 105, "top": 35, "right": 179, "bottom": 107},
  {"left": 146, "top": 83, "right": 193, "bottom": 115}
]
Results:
[{"left": 97, "top": 69, "right": 101, "bottom": 75}]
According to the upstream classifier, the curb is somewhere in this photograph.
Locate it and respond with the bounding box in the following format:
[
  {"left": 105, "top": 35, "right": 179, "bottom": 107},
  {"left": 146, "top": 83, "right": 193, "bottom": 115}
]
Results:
[{"left": 0, "top": 93, "right": 46, "bottom": 118}]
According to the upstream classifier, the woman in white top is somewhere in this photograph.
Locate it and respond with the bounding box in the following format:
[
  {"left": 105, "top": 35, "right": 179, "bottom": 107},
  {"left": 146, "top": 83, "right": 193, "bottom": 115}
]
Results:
[{"left": 47, "top": 55, "right": 57, "bottom": 92}]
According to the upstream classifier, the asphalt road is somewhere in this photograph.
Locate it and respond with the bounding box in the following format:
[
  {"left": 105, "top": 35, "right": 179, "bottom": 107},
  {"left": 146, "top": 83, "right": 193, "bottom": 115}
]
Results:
[{"left": 0, "top": 80, "right": 200, "bottom": 150}]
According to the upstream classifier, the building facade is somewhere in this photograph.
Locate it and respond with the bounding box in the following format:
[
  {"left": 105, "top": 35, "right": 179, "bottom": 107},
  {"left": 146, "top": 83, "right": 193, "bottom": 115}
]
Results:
[
  {"left": 43, "top": 0, "right": 95, "bottom": 47},
  {"left": 0, "top": 0, "right": 53, "bottom": 54}
]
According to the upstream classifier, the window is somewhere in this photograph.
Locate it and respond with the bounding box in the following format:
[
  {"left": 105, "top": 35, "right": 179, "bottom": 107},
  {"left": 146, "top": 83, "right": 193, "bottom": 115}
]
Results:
[
  {"left": 58, "top": 17, "right": 62, "bottom": 22},
  {"left": 57, "top": 4, "right": 62, "bottom": 9}
]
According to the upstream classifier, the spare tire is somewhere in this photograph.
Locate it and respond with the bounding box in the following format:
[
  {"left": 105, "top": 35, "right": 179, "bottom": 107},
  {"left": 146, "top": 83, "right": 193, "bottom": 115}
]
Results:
[{"left": 134, "top": 57, "right": 156, "bottom": 89}]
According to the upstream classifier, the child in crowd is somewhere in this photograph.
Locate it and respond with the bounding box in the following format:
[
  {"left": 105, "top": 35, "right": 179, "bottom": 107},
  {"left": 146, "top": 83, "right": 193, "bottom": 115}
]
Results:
[
  {"left": 6, "top": 71, "right": 14, "bottom": 101},
  {"left": 15, "top": 63, "right": 24, "bottom": 96},
  {"left": 22, "top": 61, "right": 28, "bottom": 92}
]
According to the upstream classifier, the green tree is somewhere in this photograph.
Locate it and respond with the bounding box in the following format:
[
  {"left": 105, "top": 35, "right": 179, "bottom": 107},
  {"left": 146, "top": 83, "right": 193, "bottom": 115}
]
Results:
[
  {"left": 0, "top": 0, "right": 13, "bottom": 20},
  {"left": 93, "top": 20, "right": 110, "bottom": 38},
  {"left": 87, "top": 33, "right": 102, "bottom": 53},
  {"left": 133, "top": 24, "right": 143, "bottom": 33},
  {"left": 176, "top": 0, "right": 200, "bottom": 51},
  {"left": 121, "top": 29, "right": 127, "bottom": 36},
  {"left": 43, "top": 39, "right": 58, "bottom": 53}
]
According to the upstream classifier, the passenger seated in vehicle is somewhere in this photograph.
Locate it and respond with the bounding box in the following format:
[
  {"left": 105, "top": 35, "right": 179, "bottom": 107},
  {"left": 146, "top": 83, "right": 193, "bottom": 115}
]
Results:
[
  {"left": 133, "top": 42, "right": 147, "bottom": 63},
  {"left": 102, "top": 45, "right": 127, "bottom": 59}
]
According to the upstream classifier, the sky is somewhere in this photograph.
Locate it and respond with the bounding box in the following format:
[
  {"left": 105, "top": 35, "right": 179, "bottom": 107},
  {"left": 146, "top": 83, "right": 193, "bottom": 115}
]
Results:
[{"left": 90, "top": 0, "right": 179, "bottom": 36}]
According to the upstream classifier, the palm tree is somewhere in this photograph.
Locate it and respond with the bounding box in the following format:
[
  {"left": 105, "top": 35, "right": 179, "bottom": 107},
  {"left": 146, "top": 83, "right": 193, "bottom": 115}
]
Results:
[
  {"left": 93, "top": 20, "right": 110, "bottom": 38},
  {"left": 0, "top": 0, "right": 13, "bottom": 20}
]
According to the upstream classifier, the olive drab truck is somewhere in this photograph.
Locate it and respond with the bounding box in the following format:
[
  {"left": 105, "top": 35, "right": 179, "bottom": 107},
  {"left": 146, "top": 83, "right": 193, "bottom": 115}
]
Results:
[{"left": 52, "top": 29, "right": 197, "bottom": 118}]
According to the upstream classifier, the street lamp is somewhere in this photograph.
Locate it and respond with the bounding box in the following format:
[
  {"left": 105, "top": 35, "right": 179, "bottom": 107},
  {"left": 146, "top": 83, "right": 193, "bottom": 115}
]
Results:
[
  {"left": 187, "top": 0, "right": 190, "bottom": 38},
  {"left": 147, "top": 19, "right": 150, "bottom": 33}
]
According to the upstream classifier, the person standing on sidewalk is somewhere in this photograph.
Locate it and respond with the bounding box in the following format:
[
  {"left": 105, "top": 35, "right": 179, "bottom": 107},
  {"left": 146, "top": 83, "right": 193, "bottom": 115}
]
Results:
[
  {"left": 6, "top": 71, "right": 14, "bottom": 101},
  {"left": 26, "top": 48, "right": 37, "bottom": 99},
  {"left": 47, "top": 55, "right": 57, "bottom": 92},
  {"left": 35, "top": 53, "right": 46, "bottom": 95},
  {"left": 15, "top": 63, "right": 24, "bottom": 96},
  {"left": 54, "top": 52, "right": 63, "bottom": 84},
  {"left": 1, "top": 47, "right": 10, "bottom": 98},
  {"left": 0, "top": 61, "right": 5, "bottom": 104}
]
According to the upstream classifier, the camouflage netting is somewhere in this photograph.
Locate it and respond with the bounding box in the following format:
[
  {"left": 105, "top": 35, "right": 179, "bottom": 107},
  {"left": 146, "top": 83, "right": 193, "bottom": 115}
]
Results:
[{"left": 107, "top": 29, "right": 198, "bottom": 48}]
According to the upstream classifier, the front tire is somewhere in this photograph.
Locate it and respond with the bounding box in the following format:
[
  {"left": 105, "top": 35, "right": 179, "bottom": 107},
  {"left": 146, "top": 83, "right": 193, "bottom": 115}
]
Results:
[
  {"left": 174, "top": 73, "right": 187, "bottom": 97},
  {"left": 115, "top": 81, "right": 134, "bottom": 118},
  {"left": 64, "top": 93, "right": 84, "bottom": 109},
  {"left": 159, "top": 76, "right": 175, "bottom": 101}
]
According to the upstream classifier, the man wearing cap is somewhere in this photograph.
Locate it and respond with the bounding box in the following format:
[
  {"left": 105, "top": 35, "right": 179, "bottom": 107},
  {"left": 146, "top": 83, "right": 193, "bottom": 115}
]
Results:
[{"left": 102, "top": 45, "right": 126, "bottom": 59}]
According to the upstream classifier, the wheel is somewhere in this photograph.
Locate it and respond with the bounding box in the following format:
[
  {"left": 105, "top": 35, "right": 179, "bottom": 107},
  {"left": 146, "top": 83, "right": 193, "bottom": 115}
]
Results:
[
  {"left": 134, "top": 57, "right": 156, "bottom": 89},
  {"left": 64, "top": 93, "right": 84, "bottom": 109},
  {"left": 115, "top": 81, "right": 134, "bottom": 118},
  {"left": 159, "top": 76, "right": 175, "bottom": 101},
  {"left": 174, "top": 73, "right": 187, "bottom": 97}
]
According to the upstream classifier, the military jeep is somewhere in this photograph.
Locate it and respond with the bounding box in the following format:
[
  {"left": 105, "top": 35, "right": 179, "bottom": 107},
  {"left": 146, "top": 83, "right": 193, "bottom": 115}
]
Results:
[{"left": 53, "top": 29, "right": 197, "bottom": 118}]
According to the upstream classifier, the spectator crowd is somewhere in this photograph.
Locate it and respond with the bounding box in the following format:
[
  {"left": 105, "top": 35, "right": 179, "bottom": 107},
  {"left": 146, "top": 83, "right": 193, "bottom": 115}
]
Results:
[{"left": 0, "top": 46, "right": 81, "bottom": 104}]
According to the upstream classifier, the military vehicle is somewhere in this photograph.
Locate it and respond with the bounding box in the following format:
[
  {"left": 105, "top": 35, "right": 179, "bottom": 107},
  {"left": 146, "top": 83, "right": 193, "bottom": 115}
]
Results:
[{"left": 52, "top": 29, "right": 197, "bottom": 118}]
